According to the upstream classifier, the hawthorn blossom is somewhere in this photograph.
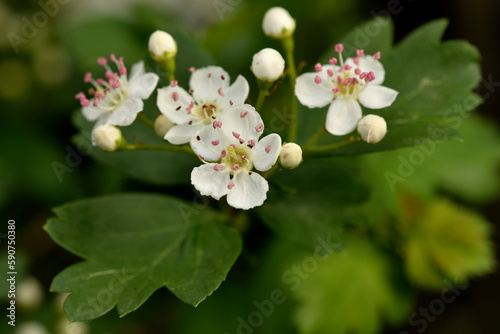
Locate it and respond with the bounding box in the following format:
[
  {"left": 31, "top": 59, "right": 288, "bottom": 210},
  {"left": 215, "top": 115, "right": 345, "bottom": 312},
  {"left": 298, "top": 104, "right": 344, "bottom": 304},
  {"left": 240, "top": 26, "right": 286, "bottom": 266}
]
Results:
[
  {"left": 190, "top": 104, "right": 281, "bottom": 210},
  {"left": 157, "top": 66, "right": 249, "bottom": 145},
  {"left": 295, "top": 45, "right": 398, "bottom": 136},
  {"left": 75, "top": 55, "right": 159, "bottom": 130}
]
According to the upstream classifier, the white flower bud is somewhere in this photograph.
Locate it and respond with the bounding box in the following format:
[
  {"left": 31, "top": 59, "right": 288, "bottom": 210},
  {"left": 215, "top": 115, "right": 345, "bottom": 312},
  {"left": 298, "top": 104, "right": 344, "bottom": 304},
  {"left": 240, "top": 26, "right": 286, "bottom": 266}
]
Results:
[
  {"left": 148, "top": 30, "right": 177, "bottom": 60},
  {"left": 279, "top": 143, "right": 302, "bottom": 169},
  {"left": 154, "top": 114, "right": 175, "bottom": 139},
  {"left": 262, "top": 7, "right": 296, "bottom": 40},
  {"left": 17, "top": 276, "right": 44, "bottom": 310},
  {"left": 92, "top": 124, "right": 123, "bottom": 152},
  {"left": 251, "top": 48, "right": 285, "bottom": 82},
  {"left": 357, "top": 114, "right": 387, "bottom": 144}
]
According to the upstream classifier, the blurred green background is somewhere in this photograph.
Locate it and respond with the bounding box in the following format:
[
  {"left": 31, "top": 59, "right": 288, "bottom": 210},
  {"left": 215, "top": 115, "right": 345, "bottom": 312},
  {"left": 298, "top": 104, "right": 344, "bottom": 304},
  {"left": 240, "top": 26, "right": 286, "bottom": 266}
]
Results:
[{"left": 1, "top": 0, "right": 499, "bottom": 333}]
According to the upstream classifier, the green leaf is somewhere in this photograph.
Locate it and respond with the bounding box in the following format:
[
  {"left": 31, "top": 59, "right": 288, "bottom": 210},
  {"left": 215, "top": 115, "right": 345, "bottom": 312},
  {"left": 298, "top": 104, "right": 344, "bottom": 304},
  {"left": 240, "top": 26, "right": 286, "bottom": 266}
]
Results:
[
  {"left": 72, "top": 112, "right": 198, "bottom": 186},
  {"left": 299, "top": 19, "right": 482, "bottom": 156},
  {"left": 293, "top": 237, "right": 414, "bottom": 334},
  {"left": 256, "top": 157, "right": 369, "bottom": 249},
  {"left": 402, "top": 198, "right": 495, "bottom": 290},
  {"left": 45, "top": 193, "right": 242, "bottom": 322}
]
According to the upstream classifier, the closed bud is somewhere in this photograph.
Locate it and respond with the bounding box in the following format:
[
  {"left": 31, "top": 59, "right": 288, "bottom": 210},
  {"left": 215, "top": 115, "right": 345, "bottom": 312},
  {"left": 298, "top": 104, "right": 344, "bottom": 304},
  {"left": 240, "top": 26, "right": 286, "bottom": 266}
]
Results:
[
  {"left": 251, "top": 48, "right": 285, "bottom": 82},
  {"left": 92, "top": 124, "right": 123, "bottom": 151},
  {"left": 357, "top": 114, "right": 387, "bottom": 144},
  {"left": 262, "top": 7, "right": 296, "bottom": 40},
  {"left": 279, "top": 143, "right": 302, "bottom": 169},
  {"left": 148, "top": 30, "right": 177, "bottom": 61},
  {"left": 154, "top": 114, "right": 175, "bottom": 139}
]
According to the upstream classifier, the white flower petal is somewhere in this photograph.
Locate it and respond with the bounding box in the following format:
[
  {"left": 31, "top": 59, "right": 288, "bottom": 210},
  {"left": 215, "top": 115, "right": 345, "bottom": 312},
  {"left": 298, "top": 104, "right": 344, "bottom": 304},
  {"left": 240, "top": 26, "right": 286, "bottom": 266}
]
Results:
[
  {"left": 191, "top": 164, "right": 230, "bottom": 200},
  {"left": 82, "top": 103, "right": 104, "bottom": 121},
  {"left": 189, "top": 66, "right": 230, "bottom": 102},
  {"left": 129, "top": 61, "right": 146, "bottom": 80},
  {"left": 325, "top": 98, "right": 362, "bottom": 136},
  {"left": 223, "top": 75, "right": 250, "bottom": 106},
  {"left": 357, "top": 56, "right": 385, "bottom": 85},
  {"left": 227, "top": 172, "right": 269, "bottom": 210},
  {"left": 157, "top": 86, "right": 194, "bottom": 125},
  {"left": 358, "top": 85, "right": 399, "bottom": 110},
  {"left": 295, "top": 72, "right": 334, "bottom": 108},
  {"left": 219, "top": 104, "right": 263, "bottom": 144},
  {"left": 106, "top": 98, "right": 143, "bottom": 126},
  {"left": 165, "top": 123, "right": 203, "bottom": 145},
  {"left": 128, "top": 72, "right": 159, "bottom": 100},
  {"left": 252, "top": 134, "right": 282, "bottom": 172},
  {"left": 190, "top": 125, "right": 225, "bottom": 162}
]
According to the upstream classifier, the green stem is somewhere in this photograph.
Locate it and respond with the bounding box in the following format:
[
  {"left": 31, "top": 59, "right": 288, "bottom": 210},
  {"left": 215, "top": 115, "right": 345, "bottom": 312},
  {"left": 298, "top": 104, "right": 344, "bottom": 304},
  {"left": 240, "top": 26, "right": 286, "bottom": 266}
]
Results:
[
  {"left": 282, "top": 35, "right": 298, "bottom": 143},
  {"left": 122, "top": 143, "right": 193, "bottom": 154},
  {"left": 304, "top": 136, "right": 359, "bottom": 154},
  {"left": 137, "top": 112, "right": 155, "bottom": 130},
  {"left": 261, "top": 163, "right": 281, "bottom": 180},
  {"left": 303, "top": 126, "right": 326, "bottom": 149},
  {"left": 255, "top": 88, "right": 268, "bottom": 112}
]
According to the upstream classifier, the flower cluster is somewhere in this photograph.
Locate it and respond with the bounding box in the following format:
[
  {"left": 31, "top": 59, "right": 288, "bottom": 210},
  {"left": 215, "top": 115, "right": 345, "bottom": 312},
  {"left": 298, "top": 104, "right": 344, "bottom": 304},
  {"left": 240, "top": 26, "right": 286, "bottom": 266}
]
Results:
[{"left": 75, "top": 7, "right": 399, "bottom": 210}]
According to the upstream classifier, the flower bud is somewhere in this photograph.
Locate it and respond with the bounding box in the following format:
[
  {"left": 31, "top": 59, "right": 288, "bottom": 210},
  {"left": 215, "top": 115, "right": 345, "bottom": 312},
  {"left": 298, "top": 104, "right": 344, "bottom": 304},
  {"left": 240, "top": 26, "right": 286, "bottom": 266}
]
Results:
[
  {"left": 154, "top": 114, "right": 175, "bottom": 139},
  {"left": 357, "top": 114, "right": 387, "bottom": 144},
  {"left": 279, "top": 143, "right": 302, "bottom": 169},
  {"left": 92, "top": 124, "right": 123, "bottom": 152},
  {"left": 17, "top": 276, "right": 44, "bottom": 310},
  {"left": 251, "top": 48, "right": 285, "bottom": 82},
  {"left": 262, "top": 7, "right": 296, "bottom": 40},
  {"left": 148, "top": 30, "right": 177, "bottom": 61}
]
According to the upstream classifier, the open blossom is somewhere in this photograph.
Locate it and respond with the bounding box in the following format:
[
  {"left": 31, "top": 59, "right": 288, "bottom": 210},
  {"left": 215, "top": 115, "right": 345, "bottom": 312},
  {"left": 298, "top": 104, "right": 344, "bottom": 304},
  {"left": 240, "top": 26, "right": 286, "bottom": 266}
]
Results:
[
  {"left": 75, "top": 55, "right": 159, "bottom": 129},
  {"left": 295, "top": 46, "right": 398, "bottom": 136},
  {"left": 157, "top": 66, "right": 249, "bottom": 145},
  {"left": 190, "top": 104, "right": 281, "bottom": 210}
]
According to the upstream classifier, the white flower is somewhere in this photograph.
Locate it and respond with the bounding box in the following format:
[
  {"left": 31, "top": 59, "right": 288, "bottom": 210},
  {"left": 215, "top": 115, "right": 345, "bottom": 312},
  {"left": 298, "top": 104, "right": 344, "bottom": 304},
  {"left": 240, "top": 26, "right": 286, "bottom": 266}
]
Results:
[
  {"left": 148, "top": 30, "right": 177, "bottom": 60},
  {"left": 190, "top": 104, "right": 281, "bottom": 210},
  {"left": 76, "top": 55, "right": 159, "bottom": 129},
  {"left": 154, "top": 114, "right": 175, "bottom": 139},
  {"left": 295, "top": 46, "right": 398, "bottom": 136},
  {"left": 92, "top": 124, "right": 123, "bottom": 151},
  {"left": 357, "top": 114, "right": 387, "bottom": 144},
  {"left": 279, "top": 143, "right": 302, "bottom": 169},
  {"left": 157, "top": 66, "right": 249, "bottom": 145},
  {"left": 251, "top": 48, "right": 285, "bottom": 82},
  {"left": 262, "top": 7, "right": 296, "bottom": 39}
]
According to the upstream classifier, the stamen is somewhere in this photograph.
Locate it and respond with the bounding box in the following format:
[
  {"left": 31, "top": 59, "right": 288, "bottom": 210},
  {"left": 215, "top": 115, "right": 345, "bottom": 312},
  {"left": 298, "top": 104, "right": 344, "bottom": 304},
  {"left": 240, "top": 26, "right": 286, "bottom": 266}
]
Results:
[
  {"left": 214, "top": 164, "right": 224, "bottom": 171},
  {"left": 332, "top": 88, "right": 340, "bottom": 93},
  {"left": 221, "top": 150, "right": 227, "bottom": 158},
  {"left": 84, "top": 72, "right": 92, "bottom": 83},
  {"left": 315, "top": 63, "right": 322, "bottom": 72},
  {"left": 255, "top": 124, "right": 264, "bottom": 132},
  {"left": 189, "top": 67, "right": 195, "bottom": 72},
  {"left": 314, "top": 75, "right": 322, "bottom": 84},
  {"left": 227, "top": 180, "right": 235, "bottom": 189},
  {"left": 329, "top": 57, "right": 338, "bottom": 65},
  {"left": 196, "top": 136, "right": 201, "bottom": 141},
  {"left": 97, "top": 57, "right": 107, "bottom": 66},
  {"left": 218, "top": 88, "right": 225, "bottom": 97},
  {"left": 239, "top": 138, "right": 245, "bottom": 144},
  {"left": 373, "top": 51, "right": 381, "bottom": 60},
  {"left": 231, "top": 164, "right": 240, "bottom": 171},
  {"left": 212, "top": 140, "right": 219, "bottom": 146},
  {"left": 353, "top": 57, "right": 359, "bottom": 66},
  {"left": 221, "top": 75, "right": 225, "bottom": 80},
  {"left": 232, "top": 131, "right": 240, "bottom": 139},
  {"left": 356, "top": 49, "right": 365, "bottom": 57},
  {"left": 355, "top": 69, "right": 361, "bottom": 75},
  {"left": 265, "top": 145, "right": 271, "bottom": 153},
  {"left": 248, "top": 139, "right": 256, "bottom": 147},
  {"left": 119, "top": 67, "right": 127, "bottom": 76},
  {"left": 176, "top": 106, "right": 181, "bottom": 111},
  {"left": 240, "top": 110, "right": 248, "bottom": 118},
  {"left": 110, "top": 54, "right": 117, "bottom": 62},
  {"left": 170, "top": 80, "right": 178, "bottom": 87},
  {"left": 186, "top": 101, "right": 194, "bottom": 115},
  {"left": 327, "top": 69, "right": 334, "bottom": 77},
  {"left": 334, "top": 43, "right": 344, "bottom": 53},
  {"left": 172, "top": 92, "right": 179, "bottom": 102}
]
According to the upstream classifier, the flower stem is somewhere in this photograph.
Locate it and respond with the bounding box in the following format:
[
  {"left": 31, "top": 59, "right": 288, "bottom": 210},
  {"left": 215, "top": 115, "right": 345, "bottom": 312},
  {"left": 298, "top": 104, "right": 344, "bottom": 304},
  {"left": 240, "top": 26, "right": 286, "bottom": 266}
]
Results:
[
  {"left": 122, "top": 143, "right": 193, "bottom": 154},
  {"left": 304, "top": 136, "right": 359, "bottom": 154},
  {"left": 281, "top": 35, "right": 298, "bottom": 143},
  {"left": 137, "top": 112, "right": 155, "bottom": 130},
  {"left": 261, "top": 163, "right": 281, "bottom": 180},
  {"left": 255, "top": 88, "right": 268, "bottom": 112},
  {"left": 303, "top": 126, "right": 326, "bottom": 149}
]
